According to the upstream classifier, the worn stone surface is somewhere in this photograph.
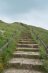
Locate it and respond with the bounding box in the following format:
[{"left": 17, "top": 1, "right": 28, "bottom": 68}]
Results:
[
  {"left": 4, "top": 69, "right": 43, "bottom": 73},
  {"left": 8, "top": 58, "right": 42, "bottom": 65},
  {"left": 13, "top": 51, "right": 39, "bottom": 55}
]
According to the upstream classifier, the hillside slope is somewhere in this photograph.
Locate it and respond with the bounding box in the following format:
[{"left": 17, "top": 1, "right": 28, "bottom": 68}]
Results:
[
  {"left": 31, "top": 26, "right": 48, "bottom": 46},
  {"left": 0, "top": 20, "right": 48, "bottom": 46},
  {"left": 0, "top": 20, "right": 48, "bottom": 73}
]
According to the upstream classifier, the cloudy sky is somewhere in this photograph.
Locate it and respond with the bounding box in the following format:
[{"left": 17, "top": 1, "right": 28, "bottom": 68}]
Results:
[{"left": 0, "top": 0, "right": 48, "bottom": 30}]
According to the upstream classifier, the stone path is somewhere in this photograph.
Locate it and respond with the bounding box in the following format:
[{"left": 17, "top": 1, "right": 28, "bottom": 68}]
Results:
[{"left": 4, "top": 32, "right": 44, "bottom": 73}]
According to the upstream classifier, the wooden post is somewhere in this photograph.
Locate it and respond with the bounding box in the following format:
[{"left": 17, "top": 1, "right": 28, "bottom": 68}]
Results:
[{"left": 7, "top": 39, "right": 8, "bottom": 48}]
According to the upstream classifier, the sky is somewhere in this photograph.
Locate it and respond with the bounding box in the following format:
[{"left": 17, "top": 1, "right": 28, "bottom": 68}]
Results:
[{"left": 0, "top": 0, "right": 48, "bottom": 30}]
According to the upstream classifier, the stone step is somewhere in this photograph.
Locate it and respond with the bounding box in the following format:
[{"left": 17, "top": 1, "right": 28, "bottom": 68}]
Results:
[
  {"left": 19, "top": 39, "right": 34, "bottom": 42},
  {"left": 19, "top": 37, "right": 31, "bottom": 39},
  {"left": 18, "top": 41, "right": 37, "bottom": 44},
  {"left": 12, "top": 51, "right": 40, "bottom": 59},
  {"left": 4, "top": 68, "right": 43, "bottom": 73},
  {"left": 16, "top": 47, "right": 39, "bottom": 52},
  {"left": 8, "top": 58, "right": 43, "bottom": 70},
  {"left": 19, "top": 39, "right": 33, "bottom": 41},
  {"left": 17, "top": 44, "right": 39, "bottom": 48}
]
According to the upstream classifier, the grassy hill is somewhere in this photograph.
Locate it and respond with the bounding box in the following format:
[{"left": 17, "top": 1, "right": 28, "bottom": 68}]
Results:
[
  {"left": 0, "top": 20, "right": 48, "bottom": 73},
  {"left": 0, "top": 20, "right": 48, "bottom": 47}
]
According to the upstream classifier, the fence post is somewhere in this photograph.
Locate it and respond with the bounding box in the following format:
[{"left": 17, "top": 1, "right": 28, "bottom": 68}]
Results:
[{"left": 7, "top": 39, "right": 8, "bottom": 48}]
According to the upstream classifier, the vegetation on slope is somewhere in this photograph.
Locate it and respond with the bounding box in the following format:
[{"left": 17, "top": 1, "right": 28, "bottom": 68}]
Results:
[
  {"left": 0, "top": 21, "right": 48, "bottom": 73},
  {"left": 32, "top": 26, "right": 48, "bottom": 45},
  {"left": 29, "top": 25, "right": 48, "bottom": 73},
  {"left": 0, "top": 21, "right": 27, "bottom": 72}
]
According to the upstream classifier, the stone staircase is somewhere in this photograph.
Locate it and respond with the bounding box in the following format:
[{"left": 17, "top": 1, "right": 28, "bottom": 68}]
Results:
[{"left": 4, "top": 32, "right": 44, "bottom": 73}]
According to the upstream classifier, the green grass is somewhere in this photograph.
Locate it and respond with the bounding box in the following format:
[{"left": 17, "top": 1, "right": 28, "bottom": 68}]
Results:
[
  {"left": 31, "top": 26, "right": 48, "bottom": 45},
  {"left": 29, "top": 25, "right": 48, "bottom": 73}
]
